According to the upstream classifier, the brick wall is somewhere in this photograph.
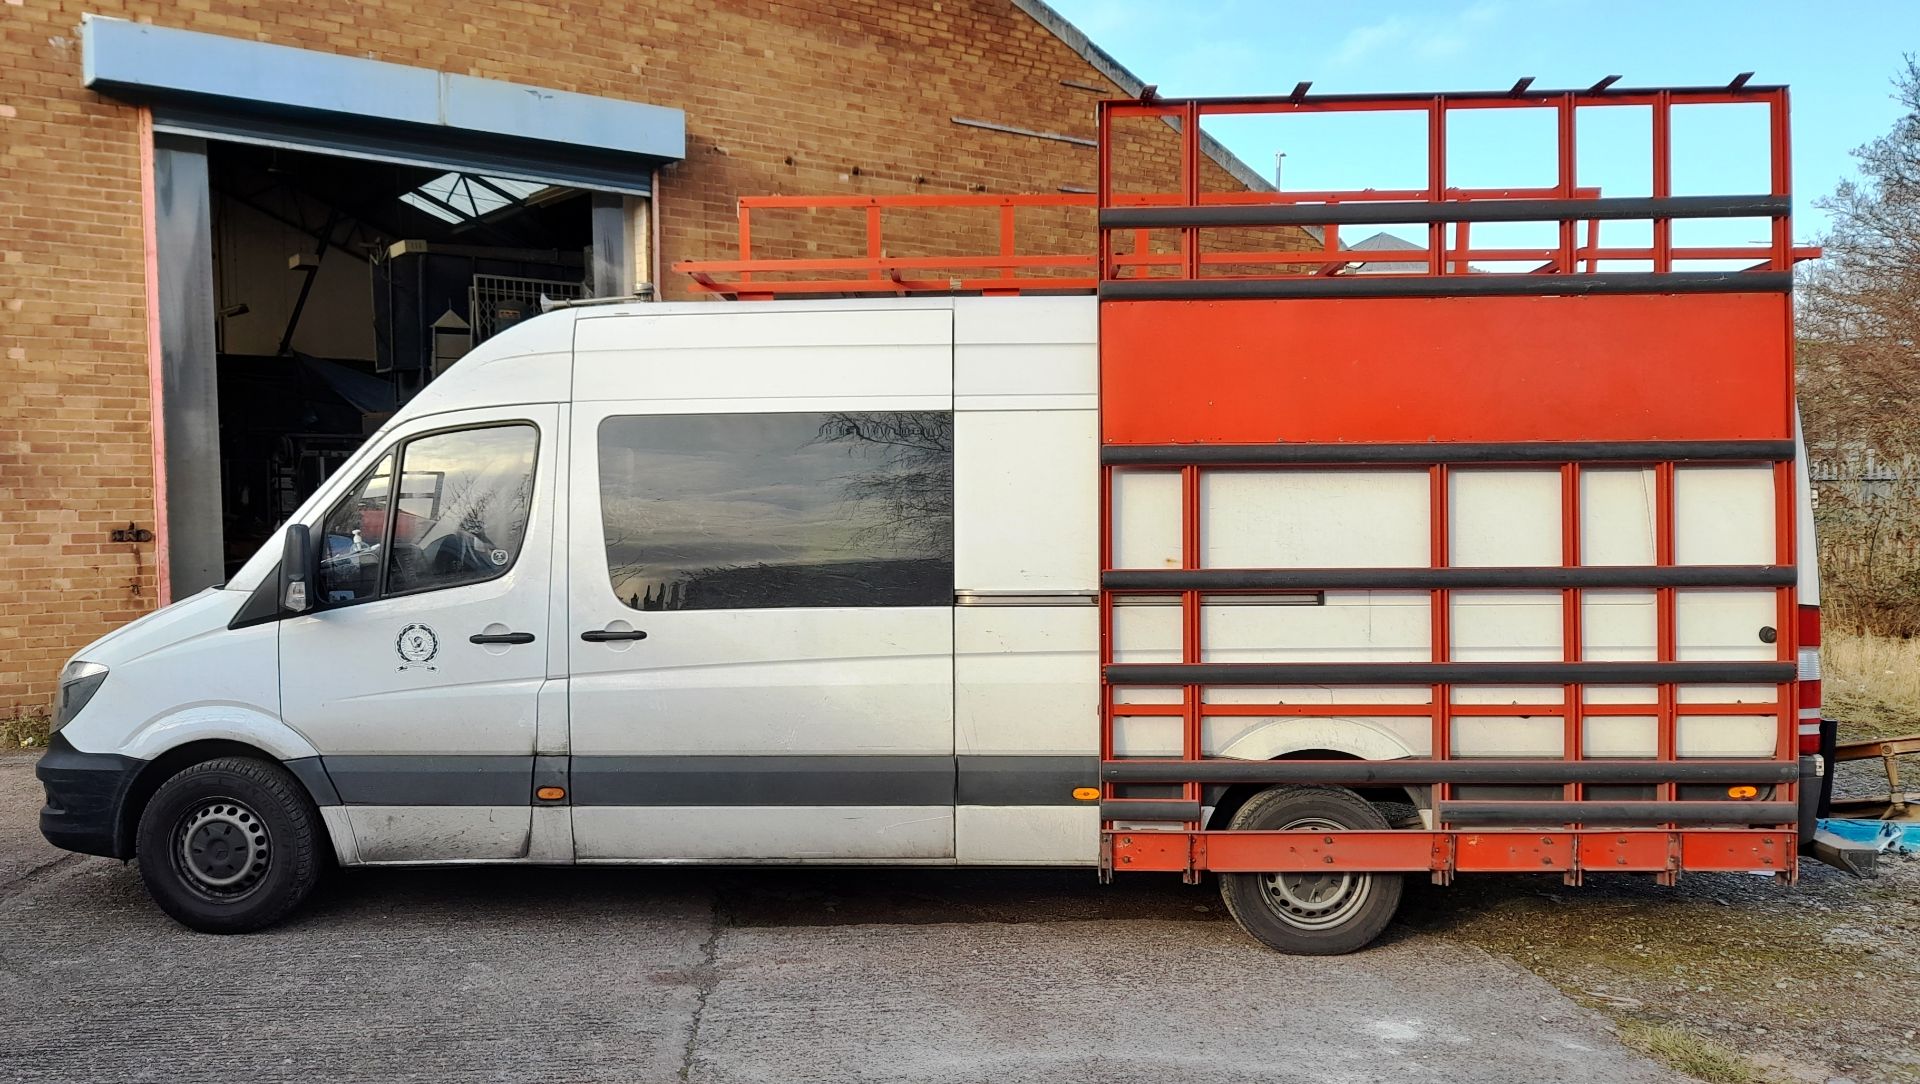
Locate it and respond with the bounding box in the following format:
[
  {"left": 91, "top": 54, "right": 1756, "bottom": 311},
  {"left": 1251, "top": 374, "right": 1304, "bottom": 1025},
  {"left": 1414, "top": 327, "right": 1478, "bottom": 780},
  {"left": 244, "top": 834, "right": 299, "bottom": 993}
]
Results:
[{"left": 0, "top": 0, "right": 1308, "bottom": 720}]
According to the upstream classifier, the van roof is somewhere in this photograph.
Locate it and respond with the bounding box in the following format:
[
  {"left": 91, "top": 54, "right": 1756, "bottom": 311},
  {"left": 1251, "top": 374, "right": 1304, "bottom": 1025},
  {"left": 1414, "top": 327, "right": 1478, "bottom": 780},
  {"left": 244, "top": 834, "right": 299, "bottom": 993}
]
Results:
[{"left": 400, "top": 295, "right": 975, "bottom": 421}]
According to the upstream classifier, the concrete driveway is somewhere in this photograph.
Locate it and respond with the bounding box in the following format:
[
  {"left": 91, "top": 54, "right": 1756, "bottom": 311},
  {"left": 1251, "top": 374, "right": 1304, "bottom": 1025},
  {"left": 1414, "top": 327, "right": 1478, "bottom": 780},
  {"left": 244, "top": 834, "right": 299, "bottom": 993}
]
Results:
[{"left": 0, "top": 753, "right": 1682, "bottom": 1084}]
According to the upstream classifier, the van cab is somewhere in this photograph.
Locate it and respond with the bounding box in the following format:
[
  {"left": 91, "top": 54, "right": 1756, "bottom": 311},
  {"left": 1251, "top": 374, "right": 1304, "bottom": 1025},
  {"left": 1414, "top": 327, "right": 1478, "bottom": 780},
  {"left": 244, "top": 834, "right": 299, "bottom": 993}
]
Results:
[{"left": 38, "top": 296, "right": 1105, "bottom": 932}]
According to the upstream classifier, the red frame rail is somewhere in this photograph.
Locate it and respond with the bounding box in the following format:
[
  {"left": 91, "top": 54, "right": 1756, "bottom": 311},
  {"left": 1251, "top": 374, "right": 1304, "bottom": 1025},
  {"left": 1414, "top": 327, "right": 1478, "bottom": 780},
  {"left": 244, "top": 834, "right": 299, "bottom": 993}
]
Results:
[{"left": 1095, "top": 83, "right": 1817, "bottom": 282}]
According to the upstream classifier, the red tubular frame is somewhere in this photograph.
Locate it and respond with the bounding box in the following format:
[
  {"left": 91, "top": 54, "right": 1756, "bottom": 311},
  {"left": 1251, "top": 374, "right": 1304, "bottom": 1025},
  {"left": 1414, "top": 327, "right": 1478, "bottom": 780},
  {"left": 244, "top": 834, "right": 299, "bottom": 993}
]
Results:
[{"left": 1095, "top": 84, "right": 1808, "bottom": 884}]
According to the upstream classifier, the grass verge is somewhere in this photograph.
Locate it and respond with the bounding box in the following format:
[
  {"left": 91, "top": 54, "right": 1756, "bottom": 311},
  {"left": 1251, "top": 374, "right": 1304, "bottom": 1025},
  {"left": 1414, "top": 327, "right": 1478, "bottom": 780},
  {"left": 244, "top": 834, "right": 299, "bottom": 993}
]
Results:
[
  {"left": 1825, "top": 630, "right": 1920, "bottom": 741},
  {"left": 1616, "top": 1021, "right": 1775, "bottom": 1084}
]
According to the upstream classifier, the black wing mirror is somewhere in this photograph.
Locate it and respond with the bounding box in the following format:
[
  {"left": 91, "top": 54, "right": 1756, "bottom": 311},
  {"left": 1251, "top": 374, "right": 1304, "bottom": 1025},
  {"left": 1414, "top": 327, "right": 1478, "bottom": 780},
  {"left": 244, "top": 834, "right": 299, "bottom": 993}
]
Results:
[{"left": 281, "top": 523, "right": 313, "bottom": 613}]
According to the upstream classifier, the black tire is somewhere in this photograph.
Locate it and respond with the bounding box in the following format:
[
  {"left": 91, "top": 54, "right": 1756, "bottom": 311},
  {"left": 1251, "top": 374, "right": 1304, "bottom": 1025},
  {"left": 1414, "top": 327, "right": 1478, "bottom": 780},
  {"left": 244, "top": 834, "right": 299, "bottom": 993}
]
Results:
[
  {"left": 1217, "top": 784, "right": 1405, "bottom": 955},
  {"left": 134, "top": 757, "right": 323, "bottom": 933}
]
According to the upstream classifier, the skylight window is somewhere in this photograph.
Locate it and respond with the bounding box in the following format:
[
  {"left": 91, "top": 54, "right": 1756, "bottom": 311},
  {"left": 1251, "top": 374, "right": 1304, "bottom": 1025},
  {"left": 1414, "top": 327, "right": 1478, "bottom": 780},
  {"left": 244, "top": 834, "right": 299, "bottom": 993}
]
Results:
[{"left": 399, "top": 173, "right": 551, "bottom": 224}]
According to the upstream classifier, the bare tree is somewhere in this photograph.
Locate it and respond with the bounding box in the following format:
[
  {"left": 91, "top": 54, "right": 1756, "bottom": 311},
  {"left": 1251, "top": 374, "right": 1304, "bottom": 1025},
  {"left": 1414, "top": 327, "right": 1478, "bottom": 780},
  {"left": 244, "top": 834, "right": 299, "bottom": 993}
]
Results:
[
  {"left": 813, "top": 411, "right": 954, "bottom": 555},
  {"left": 1799, "top": 58, "right": 1920, "bottom": 632}
]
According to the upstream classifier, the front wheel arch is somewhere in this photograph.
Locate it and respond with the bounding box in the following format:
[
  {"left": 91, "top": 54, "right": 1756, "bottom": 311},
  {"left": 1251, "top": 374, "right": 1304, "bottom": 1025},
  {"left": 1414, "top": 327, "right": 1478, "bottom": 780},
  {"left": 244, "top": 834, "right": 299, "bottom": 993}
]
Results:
[{"left": 118, "top": 740, "right": 331, "bottom": 860}]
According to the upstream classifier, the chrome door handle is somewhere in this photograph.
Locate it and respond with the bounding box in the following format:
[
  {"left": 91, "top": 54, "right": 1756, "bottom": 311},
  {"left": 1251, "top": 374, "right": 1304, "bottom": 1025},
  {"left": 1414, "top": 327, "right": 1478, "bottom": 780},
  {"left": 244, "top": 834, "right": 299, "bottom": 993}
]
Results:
[
  {"left": 470, "top": 631, "right": 536, "bottom": 645},
  {"left": 580, "top": 629, "right": 648, "bottom": 642}
]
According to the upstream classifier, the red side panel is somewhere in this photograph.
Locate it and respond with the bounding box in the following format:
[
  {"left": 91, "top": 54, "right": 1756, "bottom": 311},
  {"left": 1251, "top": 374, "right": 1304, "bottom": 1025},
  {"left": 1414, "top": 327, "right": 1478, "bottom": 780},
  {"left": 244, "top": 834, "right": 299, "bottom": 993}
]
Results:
[{"left": 1100, "top": 293, "right": 1791, "bottom": 445}]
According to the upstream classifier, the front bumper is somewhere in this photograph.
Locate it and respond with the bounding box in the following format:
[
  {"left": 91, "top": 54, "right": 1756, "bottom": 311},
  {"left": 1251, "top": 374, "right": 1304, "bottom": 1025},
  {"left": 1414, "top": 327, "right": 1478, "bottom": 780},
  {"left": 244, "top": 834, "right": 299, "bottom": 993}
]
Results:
[{"left": 36, "top": 732, "right": 143, "bottom": 859}]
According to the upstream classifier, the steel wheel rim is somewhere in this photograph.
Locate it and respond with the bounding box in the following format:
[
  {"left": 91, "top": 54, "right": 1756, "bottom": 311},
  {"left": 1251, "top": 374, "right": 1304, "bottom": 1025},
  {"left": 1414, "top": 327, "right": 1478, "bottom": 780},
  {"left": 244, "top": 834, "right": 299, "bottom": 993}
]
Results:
[
  {"left": 1257, "top": 815, "right": 1372, "bottom": 930},
  {"left": 173, "top": 797, "right": 271, "bottom": 900}
]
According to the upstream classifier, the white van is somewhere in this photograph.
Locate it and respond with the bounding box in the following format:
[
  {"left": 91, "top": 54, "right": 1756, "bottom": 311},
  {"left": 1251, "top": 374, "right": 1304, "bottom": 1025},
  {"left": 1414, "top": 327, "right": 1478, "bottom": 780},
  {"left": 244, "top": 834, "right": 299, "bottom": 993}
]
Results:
[
  {"left": 37, "top": 295, "right": 1824, "bottom": 953},
  {"left": 40, "top": 298, "right": 1113, "bottom": 926}
]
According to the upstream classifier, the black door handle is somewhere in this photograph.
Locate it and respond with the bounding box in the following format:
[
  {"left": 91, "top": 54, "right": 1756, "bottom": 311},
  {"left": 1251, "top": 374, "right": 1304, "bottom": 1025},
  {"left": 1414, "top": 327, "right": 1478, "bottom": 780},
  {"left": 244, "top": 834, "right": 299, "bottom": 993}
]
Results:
[
  {"left": 581, "top": 629, "right": 648, "bottom": 642},
  {"left": 470, "top": 632, "right": 536, "bottom": 645}
]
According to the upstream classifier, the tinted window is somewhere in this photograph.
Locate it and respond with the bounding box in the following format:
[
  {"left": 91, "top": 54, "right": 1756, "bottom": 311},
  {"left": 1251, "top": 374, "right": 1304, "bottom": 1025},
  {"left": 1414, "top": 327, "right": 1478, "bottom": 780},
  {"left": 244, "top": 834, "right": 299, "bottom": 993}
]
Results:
[
  {"left": 318, "top": 454, "right": 393, "bottom": 604},
  {"left": 385, "top": 425, "right": 539, "bottom": 595},
  {"left": 599, "top": 412, "right": 953, "bottom": 609}
]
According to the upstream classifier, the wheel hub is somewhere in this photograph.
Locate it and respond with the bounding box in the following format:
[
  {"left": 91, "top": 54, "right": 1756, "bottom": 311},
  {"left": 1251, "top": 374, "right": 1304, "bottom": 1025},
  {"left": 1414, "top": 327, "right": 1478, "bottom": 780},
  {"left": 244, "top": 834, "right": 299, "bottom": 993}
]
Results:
[
  {"left": 1258, "top": 816, "right": 1372, "bottom": 930},
  {"left": 176, "top": 801, "right": 270, "bottom": 895}
]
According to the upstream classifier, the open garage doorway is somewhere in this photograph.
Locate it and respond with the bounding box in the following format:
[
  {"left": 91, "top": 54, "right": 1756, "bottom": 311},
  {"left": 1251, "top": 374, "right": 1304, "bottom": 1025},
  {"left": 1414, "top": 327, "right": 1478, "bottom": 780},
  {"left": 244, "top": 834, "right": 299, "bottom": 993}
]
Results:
[{"left": 204, "top": 142, "right": 606, "bottom": 578}]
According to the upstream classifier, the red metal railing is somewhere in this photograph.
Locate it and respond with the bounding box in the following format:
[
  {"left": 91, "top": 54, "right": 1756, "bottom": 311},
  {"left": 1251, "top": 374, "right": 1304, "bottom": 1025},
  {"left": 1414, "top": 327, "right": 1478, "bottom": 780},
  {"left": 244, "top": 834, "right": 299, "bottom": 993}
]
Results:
[
  {"left": 680, "top": 83, "right": 1819, "bottom": 296},
  {"left": 1095, "top": 82, "right": 1819, "bottom": 282},
  {"left": 678, "top": 193, "right": 1099, "bottom": 298}
]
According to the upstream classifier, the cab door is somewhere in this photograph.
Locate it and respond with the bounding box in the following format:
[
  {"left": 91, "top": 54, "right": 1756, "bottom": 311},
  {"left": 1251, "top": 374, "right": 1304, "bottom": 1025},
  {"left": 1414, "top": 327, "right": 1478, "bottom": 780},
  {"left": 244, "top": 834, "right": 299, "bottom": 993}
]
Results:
[
  {"left": 279, "top": 405, "right": 561, "bottom": 862},
  {"left": 564, "top": 307, "right": 956, "bottom": 861}
]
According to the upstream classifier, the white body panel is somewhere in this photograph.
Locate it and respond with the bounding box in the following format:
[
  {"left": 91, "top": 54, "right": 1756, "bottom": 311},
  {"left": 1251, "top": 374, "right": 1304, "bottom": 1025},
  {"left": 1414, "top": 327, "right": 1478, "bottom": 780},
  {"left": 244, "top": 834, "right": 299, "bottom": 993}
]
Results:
[{"left": 565, "top": 305, "right": 958, "bottom": 861}]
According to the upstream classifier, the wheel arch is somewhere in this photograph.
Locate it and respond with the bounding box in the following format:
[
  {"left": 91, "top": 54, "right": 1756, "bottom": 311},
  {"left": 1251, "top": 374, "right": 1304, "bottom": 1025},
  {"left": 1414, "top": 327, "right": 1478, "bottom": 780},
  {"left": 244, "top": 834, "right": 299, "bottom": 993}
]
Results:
[
  {"left": 1204, "top": 717, "right": 1429, "bottom": 830},
  {"left": 116, "top": 739, "right": 344, "bottom": 861}
]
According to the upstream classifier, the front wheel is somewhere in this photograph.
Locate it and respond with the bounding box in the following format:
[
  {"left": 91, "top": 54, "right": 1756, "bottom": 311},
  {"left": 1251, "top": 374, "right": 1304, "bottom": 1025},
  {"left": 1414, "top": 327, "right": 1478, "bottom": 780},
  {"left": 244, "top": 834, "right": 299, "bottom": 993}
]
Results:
[
  {"left": 134, "top": 757, "right": 323, "bottom": 933},
  {"left": 1217, "top": 784, "right": 1405, "bottom": 955}
]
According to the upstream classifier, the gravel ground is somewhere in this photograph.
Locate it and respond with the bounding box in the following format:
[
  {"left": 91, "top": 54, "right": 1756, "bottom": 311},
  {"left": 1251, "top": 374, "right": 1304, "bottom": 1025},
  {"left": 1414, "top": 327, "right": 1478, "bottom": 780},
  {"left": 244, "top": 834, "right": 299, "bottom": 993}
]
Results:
[
  {"left": 0, "top": 752, "right": 1686, "bottom": 1084},
  {"left": 1401, "top": 751, "right": 1920, "bottom": 1084}
]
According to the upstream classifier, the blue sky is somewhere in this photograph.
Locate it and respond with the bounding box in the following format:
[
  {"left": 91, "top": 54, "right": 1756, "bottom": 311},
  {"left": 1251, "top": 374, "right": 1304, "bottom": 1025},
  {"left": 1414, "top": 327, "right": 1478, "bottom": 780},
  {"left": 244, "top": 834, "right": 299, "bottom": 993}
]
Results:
[{"left": 1045, "top": 0, "right": 1920, "bottom": 249}]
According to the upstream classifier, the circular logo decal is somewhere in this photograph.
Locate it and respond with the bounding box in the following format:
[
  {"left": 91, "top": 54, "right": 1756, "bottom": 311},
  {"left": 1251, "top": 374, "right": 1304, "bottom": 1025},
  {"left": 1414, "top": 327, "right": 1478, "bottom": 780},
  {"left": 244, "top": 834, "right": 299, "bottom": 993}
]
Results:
[
  {"left": 490, "top": 548, "right": 511, "bottom": 567},
  {"left": 396, "top": 623, "right": 439, "bottom": 665}
]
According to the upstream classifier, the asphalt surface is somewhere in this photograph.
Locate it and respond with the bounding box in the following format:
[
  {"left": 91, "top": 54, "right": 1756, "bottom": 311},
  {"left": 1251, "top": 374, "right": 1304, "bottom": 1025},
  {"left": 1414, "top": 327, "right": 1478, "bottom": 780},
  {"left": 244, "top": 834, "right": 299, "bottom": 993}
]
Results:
[{"left": 0, "top": 753, "right": 1684, "bottom": 1083}]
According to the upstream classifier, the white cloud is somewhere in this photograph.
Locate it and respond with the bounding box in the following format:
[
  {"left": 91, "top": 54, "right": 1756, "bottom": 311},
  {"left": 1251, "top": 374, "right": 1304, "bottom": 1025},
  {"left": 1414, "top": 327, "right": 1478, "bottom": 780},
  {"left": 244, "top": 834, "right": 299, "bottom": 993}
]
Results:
[
  {"left": 1330, "top": 3, "right": 1503, "bottom": 68},
  {"left": 1330, "top": 16, "right": 1412, "bottom": 67}
]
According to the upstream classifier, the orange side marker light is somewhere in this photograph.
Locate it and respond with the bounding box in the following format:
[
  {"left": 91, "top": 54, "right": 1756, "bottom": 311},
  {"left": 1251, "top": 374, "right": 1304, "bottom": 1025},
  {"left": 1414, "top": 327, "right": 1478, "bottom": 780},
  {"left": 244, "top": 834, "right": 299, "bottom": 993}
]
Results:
[
  {"left": 536, "top": 786, "right": 567, "bottom": 801},
  {"left": 1072, "top": 787, "right": 1100, "bottom": 802},
  {"left": 1727, "top": 785, "right": 1758, "bottom": 800}
]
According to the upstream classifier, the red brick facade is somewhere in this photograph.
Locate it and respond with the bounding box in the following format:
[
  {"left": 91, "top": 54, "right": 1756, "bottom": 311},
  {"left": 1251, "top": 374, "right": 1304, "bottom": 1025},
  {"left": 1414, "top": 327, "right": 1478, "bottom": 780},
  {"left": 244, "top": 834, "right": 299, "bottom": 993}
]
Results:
[{"left": 0, "top": 0, "right": 1302, "bottom": 718}]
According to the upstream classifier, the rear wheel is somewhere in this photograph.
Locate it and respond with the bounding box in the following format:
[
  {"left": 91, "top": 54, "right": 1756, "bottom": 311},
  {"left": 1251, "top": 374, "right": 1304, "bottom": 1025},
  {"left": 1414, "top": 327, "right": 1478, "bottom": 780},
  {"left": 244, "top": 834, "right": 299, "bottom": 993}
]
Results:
[
  {"left": 134, "top": 757, "right": 322, "bottom": 933},
  {"left": 1217, "top": 784, "right": 1404, "bottom": 955}
]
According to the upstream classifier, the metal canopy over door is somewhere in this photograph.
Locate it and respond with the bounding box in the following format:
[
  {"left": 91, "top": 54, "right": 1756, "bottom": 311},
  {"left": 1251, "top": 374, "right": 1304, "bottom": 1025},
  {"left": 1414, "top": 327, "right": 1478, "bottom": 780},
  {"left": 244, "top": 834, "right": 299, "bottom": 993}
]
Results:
[
  {"left": 83, "top": 16, "right": 684, "bottom": 196},
  {"left": 565, "top": 306, "right": 959, "bottom": 862}
]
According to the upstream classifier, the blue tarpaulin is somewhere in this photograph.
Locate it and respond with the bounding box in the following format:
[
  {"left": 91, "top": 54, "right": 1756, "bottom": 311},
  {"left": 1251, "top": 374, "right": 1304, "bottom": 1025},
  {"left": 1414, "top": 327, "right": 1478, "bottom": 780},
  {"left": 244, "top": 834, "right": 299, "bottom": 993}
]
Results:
[{"left": 1818, "top": 818, "right": 1920, "bottom": 854}]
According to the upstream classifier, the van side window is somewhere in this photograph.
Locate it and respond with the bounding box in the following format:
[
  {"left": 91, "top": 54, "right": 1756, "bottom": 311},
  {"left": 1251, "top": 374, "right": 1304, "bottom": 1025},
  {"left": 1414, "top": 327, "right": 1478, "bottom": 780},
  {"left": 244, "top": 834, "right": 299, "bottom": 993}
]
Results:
[
  {"left": 384, "top": 425, "right": 539, "bottom": 596},
  {"left": 599, "top": 412, "right": 954, "bottom": 610},
  {"left": 318, "top": 454, "right": 393, "bottom": 604}
]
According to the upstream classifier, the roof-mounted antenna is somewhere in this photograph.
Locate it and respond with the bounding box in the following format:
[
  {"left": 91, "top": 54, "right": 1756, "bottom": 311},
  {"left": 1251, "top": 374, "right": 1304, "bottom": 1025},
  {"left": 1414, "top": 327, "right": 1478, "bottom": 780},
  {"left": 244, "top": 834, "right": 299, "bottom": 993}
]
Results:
[
  {"left": 1509, "top": 76, "right": 1535, "bottom": 96},
  {"left": 1289, "top": 81, "right": 1313, "bottom": 102},
  {"left": 1589, "top": 74, "right": 1622, "bottom": 94},
  {"left": 1729, "top": 71, "right": 1754, "bottom": 89},
  {"left": 1137, "top": 83, "right": 1159, "bottom": 103}
]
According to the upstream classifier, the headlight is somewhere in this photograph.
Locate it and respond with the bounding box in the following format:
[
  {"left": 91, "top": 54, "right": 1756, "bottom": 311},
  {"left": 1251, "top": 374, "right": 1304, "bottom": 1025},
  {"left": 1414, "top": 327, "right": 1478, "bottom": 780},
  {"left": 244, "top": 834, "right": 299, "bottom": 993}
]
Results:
[{"left": 51, "top": 660, "right": 108, "bottom": 733}]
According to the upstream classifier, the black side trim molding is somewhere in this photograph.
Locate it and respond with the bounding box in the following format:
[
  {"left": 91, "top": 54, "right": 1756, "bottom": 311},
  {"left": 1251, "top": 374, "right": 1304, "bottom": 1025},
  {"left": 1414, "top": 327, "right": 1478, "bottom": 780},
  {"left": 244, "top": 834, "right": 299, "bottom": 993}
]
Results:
[
  {"left": 1105, "top": 661, "right": 1797, "bottom": 685},
  {"left": 315, "top": 754, "right": 1101, "bottom": 807},
  {"left": 1098, "top": 271, "right": 1793, "bottom": 301},
  {"left": 323, "top": 755, "right": 531, "bottom": 806},
  {"left": 1104, "top": 565, "right": 1796, "bottom": 591},
  {"left": 1102, "top": 440, "right": 1796, "bottom": 466},
  {"left": 570, "top": 755, "right": 952, "bottom": 807},
  {"left": 956, "top": 755, "right": 1099, "bottom": 806},
  {"left": 534, "top": 754, "right": 568, "bottom": 804},
  {"left": 283, "top": 756, "right": 341, "bottom": 806}
]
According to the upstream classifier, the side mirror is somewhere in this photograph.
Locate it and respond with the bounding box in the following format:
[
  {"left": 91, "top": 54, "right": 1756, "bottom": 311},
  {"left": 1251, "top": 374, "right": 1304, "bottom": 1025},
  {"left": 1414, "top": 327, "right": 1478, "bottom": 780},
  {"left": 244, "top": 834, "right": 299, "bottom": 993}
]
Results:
[{"left": 281, "top": 523, "right": 313, "bottom": 613}]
